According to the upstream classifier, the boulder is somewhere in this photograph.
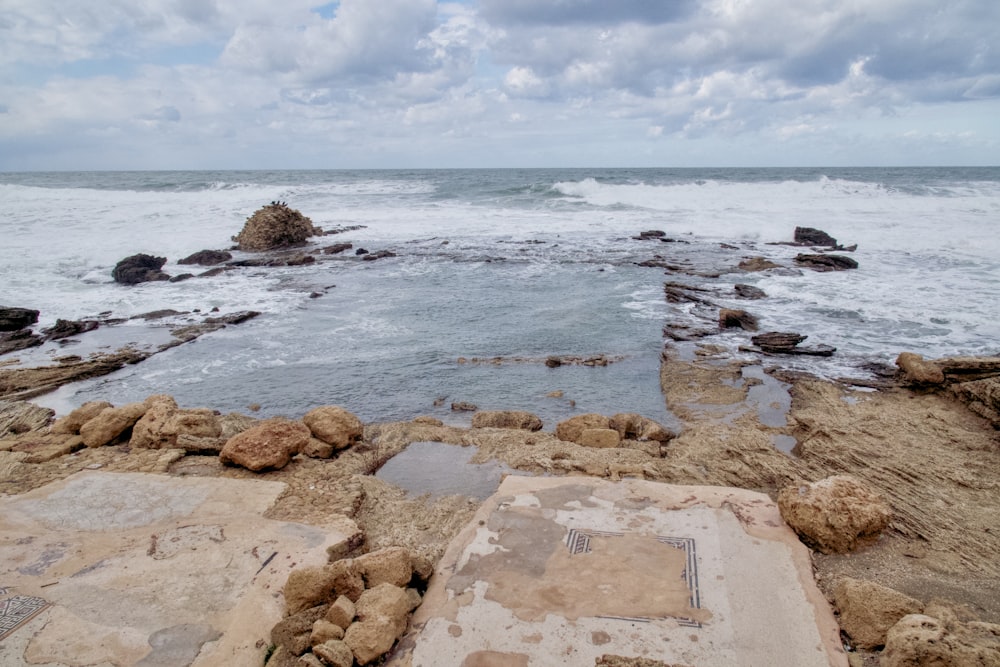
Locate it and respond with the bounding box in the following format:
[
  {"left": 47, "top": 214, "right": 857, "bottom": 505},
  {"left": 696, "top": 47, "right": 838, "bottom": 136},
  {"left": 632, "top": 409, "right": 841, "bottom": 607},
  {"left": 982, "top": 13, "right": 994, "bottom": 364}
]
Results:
[
  {"left": 555, "top": 413, "right": 611, "bottom": 444},
  {"left": 0, "top": 400, "right": 55, "bottom": 437},
  {"left": 345, "top": 584, "right": 418, "bottom": 665},
  {"left": 284, "top": 566, "right": 340, "bottom": 617},
  {"left": 219, "top": 417, "right": 311, "bottom": 471},
  {"left": 112, "top": 253, "right": 171, "bottom": 284},
  {"left": 354, "top": 547, "right": 413, "bottom": 588},
  {"left": 881, "top": 612, "right": 1000, "bottom": 667},
  {"left": 233, "top": 202, "right": 318, "bottom": 252},
  {"left": 578, "top": 428, "right": 621, "bottom": 448},
  {"left": 312, "top": 640, "right": 354, "bottom": 667},
  {"left": 895, "top": 352, "right": 945, "bottom": 385},
  {"left": 302, "top": 406, "right": 364, "bottom": 449},
  {"left": 471, "top": 410, "right": 543, "bottom": 431},
  {"left": 324, "top": 596, "right": 356, "bottom": 630},
  {"left": 41, "top": 319, "right": 99, "bottom": 341},
  {"left": 323, "top": 243, "right": 353, "bottom": 255},
  {"left": 79, "top": 402, "right": 149, "bottom": 447},
  {"left": 777, "top": 475, "right": 892, "bottom": 554},
  {"left": 412, "top": 416, "right": 443, "bottom": 426},
  {"left": 178, "top": 249, "right": 232, "bottom": 266},
  {"left": 794, "top": 253, "right": 858, "bottom": 271},
  {"left": 130, "top": 396, "right": 222, "bottom": 450},
  {"left": 608, "top": 413, "right": 676, "bottom": 442},
  {"left": 734, "top": 283, "right": 767, "bottom": 299},
  {"left": 271, "top": 605, "right": 328, "bottom": 657},
  {"left": 738, "top": 257, "right": 780, "bottom": 272},
  {"left": 0, "top": 307, "right": 40, "bottom": 332},
  {"left": 50, "top": 401, "right": 113, "bottom": 435},
  {"left": 794, "top": 227, "right": 838, "bottom": 247},
  {"left": 719, "top": 308, "right": 759, "bottom": 331},
  {"left": 751, "top": 331, "right": 836, "bottom": 357},
  {"left": 303, "top": 438, "right": 335, "bottom": 459},
  {"left": 834, "top": 577, "right": 923, "bottom": 649}
]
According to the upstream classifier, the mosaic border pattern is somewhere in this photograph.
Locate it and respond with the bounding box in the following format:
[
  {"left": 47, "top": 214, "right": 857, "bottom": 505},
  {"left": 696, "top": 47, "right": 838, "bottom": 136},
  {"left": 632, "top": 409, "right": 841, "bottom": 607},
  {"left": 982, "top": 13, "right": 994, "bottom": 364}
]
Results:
[
  {"left": 565, "top": 528, "right": 702, "bottom": 628},
  {"left": 0, "top": 595, "right": 51, "bottom": 641}
]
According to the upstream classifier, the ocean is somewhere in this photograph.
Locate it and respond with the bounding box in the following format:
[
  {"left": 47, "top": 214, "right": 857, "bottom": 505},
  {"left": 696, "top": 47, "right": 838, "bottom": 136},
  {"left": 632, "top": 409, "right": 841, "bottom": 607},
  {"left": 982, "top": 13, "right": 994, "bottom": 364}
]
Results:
[{"left": 2, "top": 168, "right": 998, "bottom": 428}]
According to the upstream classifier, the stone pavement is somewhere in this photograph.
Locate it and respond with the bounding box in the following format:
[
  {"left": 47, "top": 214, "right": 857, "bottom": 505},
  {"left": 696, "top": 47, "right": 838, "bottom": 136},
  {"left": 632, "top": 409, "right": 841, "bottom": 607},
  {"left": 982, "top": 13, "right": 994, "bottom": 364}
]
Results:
[
  {"left": 0, "top": 471, "right": 356, "bottom": 667},
  {"left": 394, "top": 476, "right": 847, "bottom": 667}
]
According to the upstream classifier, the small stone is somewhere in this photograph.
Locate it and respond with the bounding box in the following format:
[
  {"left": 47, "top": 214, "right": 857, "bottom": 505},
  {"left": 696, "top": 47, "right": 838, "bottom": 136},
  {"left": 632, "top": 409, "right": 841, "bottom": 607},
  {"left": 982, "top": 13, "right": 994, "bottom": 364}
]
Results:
[
  {"left": 324, "top": 596, "right": 356, "bottom": 630},
  {"left": 303, "top": 438, "right": 335, "bottom": 459},
  {"left": 310, "top": 620, "right": 345, "bottom": 646},
  {"left": 271, "top": 606, "right": 329, "bottom": 657},
  {"left": 312, "top": 640, "right": 354, "bottom": 667},
  {"left": 297, "top": 653, "right": 324, "bottom": 667}
]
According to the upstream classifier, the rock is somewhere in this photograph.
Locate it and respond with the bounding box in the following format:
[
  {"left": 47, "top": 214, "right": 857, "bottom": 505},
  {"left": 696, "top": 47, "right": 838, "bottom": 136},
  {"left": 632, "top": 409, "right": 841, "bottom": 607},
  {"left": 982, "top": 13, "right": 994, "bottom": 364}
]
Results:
[
  {"left": 219, "top": 417, "right": 311, "bottom": 471},
  {"left": 0, "top": 400, "right": 54, "bottom": 437},
  {"left": 834, "top": 577, "right": 923, "bottom": 649},
  {"left": 952, "top": 377, "right": 1000, "bottom": 428},
  {"left": 79, "top": 402, "right": 149, "bottom": 447},
  {"left": 328, "top": 558, "right": 366, "bottom": 603},
  {"left": 471, "top": 410, "right": 543, "bottom": 431},
  {"left": 738, "top": 257, "right": 780, "bottom": 272},
  {"left": 285, "top": 253, "right": 315, "bottom": 266},
  {"left": 794, "top": 253, "right": 858, "bottom": 271},
  {"left": 2, "top": 432, "right": 85, "bottom": 463},
  {"left": 354, "top": 547, "right": 413, "bottom": 588},
  {"left": 734, "top": 283, "right": 767, "bottom": 299},
  {"left": 556, "top": 413, "right": 611, "bottom": 444},
  {"left": 264, "top": 645, "right": 299, "bottom": 667},
  {"left": 578, "top": 428, "right": 621, "bottom": 448},
  {"left": 361, "top": 250, "right": 396, "bottom": 261},
  {"left": 233, "top": 202, "right": 318, "bottom": 252},
  {"left": 633, "top": 230, "right": 666, "bottom": 240},
  {"left": 412, "top": 416, "right": 443, "bottom": 426},
  {"left": 777, "top": 475, "right": 892, "bottom": 554},
  {"left": 323, "top": 243, "right": 353, "bottom": 255},
  {"left": 312, "top": 640, "right": 353, "bottom": 667},
  {"left": 881, "top": 612, "right": 1000, "bottom": 667},
  {"left": 719, "top": 308, "right": 759, "bottom": 331},
  {"left": 112, "top": 253, "right": 171, "bottom": 284},
  {"left": 355, "top": 248, "right": 369, "bottom": 256},
  {"left": 284, "top": 567, "right": 339, "bottom": 617},
  {"left": 178, "top": 249, "right": 232, "bottom": 265},
  {"left": 936, "top": 356, "right": 1000, "bottom": 382},
  {"left": 608, "top": 413, "right": 676, "bottom": 442},
  {"left": 198, "top": 266, "right": 228, "bottom": 278},
  {"left": 297, "top": 653, "right": 324, "bottom": 667},
  {"left": 218, "top": 412, "right": 258, "bottom": 439},
  {"left": 895, "top": 352, "right": 946, "bottom": 385},
  {"left": 40, "top": 319, "right": 100, "bottom": 341},
  {"left": 51, "top": 401, "right": 114, "bottom": 435},
  {"left": 345, "top": 584, "right": 416, "bottom": 665},
  {"left": 302, "top": 406, "right": 364, "bottom": 449},
  {"left": 751, "top": 331, "right": 835, "bottom": 357},
  {"left": 450, "top": 402, "right": 478, "bottom": 412},
  {"left": 325, "top": 596, "right": 356, "bottom": 630},
  {"left": 0, "top": 329, "right": 43, "bottom": 355},
  {"left": 0, "top": 307, "right": 40, "bottom": 331},
  {"left": 130, "top": 396, "right": 222, "bottom": 450},
  {"left": 794, "top": 226, "right": 838, "bottom": 247},
  {"left": 311, "top": 620, "right": 345, "bottom": 646},
  {"left": 303, "top": 438, "right": 335, "bottom": 459},
  {"left": 272, "top": 605, "right": 328, "bottom": 657}
]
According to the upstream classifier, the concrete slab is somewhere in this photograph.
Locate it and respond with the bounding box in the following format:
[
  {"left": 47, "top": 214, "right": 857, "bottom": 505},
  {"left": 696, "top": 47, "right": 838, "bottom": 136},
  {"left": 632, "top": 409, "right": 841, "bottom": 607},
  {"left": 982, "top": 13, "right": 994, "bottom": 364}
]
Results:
[
  {"left": 398, "top": 476, "right": 847, "bottom": 667},
  {"left": 0, "top": 471, "right": 357, "bottom": 667}
]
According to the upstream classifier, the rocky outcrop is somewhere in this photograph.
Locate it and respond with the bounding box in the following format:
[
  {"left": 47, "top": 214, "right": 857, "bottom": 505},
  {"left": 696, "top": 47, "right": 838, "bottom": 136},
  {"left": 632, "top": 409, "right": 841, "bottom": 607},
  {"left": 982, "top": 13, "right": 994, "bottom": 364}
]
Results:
[
  {"left": 0, "top": 307, "right": 39, "bottom": 331},
  {"left": 738, "top": 257, "right": 780, "bottom": 272},
  {"left": 79, "top": 401, "right": 149, "bottom": 447},
  {"left": 130, "top": 395, "right": 222, "bottom": 451},
  {"left": 471, "top": 410, "right": 543, "bottom": 431},
  {"left": 555, "top": 413, "right": 612, "bottom": 444},
  {"left": 734, "top": 283, "right": 766, "bottom": 299},
  {"left": 178, "top": 249, "right": 232, "bottom": 266},
  {"left": 0, "top": 329, "right": 43, "bottom": 356},
  {"left": 777, "top": 475, "right": 892, "bottom": 554},
  {"left": 112, "top": 254, "right": 171, "bottom": 284},
  {"left": 896, "top": 352, "right": 946, "bottom": 384},
  {"left": 718, "top": 308, "right": 759, "bottom": 331},
  {"left": 794, "top": 253, "right": 858, "bottom": 271},
  {"left": 578, "top": 428, "right": 621, "bottom": 448},
  {"left": 881, "top": 607, "right": 1000, "bottom": 667},
  {"left": 233, "top": 202, "right": 319, "bottom": 252},
  {"left": 893, "top": 354, "right": 1000, "bottom": 427},
  {"left": 41, "top": 318, "right": 100, "bottom": 341},
  {"left": 608, "top": 413, "right": 676, "bottom": 443},
  {"left": 834, "top": 577, "right": 923, "bottom": 649},
  {"left": 302, "top": 406, "right": 364, "bottom": 450},
  {"left": 0, "top": 400, "right": 54, "bottom": 437},
  {"left": 633, "top": 230, "right": 666, "bottom": 240},
  {"left": 323, "top": 243, "right": 353, "bottom": 255},
  {"left": 361, "top": 250, "right": 397, "bottom": 262},
  {"left": 450, "top": 402, "right": 478, "bottom": 412},
  {"left": 50, "top": 401, "right": 113, "bottom": 434},
  {"left": 219, "top": 417, "right": 311, "bottom": 471},
  {"left": 793, "top": 227, "right": 838, "bottom": 247},
  {"left": 952, "top": 377, "right": 1000, "bottom": 428},
  {"left": 749, "top": 331, "right": 836, "bottom": 357}
]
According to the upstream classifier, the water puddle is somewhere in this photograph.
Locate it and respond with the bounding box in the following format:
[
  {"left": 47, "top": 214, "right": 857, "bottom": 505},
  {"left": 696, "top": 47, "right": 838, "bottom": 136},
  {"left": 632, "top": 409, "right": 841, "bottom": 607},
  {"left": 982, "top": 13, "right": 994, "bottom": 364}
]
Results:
[
  {"left": 742, "top": 365, "right": 791, "bottom": 428},
  {"left": 770, "top": 434, "right": 798, "bottom": 455},
  {"left": 376, "top": 441, "right": 521, "bottom": 500}
]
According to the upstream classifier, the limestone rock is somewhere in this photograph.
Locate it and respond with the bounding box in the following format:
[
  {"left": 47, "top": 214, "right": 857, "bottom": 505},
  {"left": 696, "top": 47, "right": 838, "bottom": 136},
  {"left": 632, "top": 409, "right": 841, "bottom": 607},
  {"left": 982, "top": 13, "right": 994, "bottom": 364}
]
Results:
[
  {"left": 734, "top": 283, "right": 767, "bottom": 299},
  {"left": 3, "top": 432, "right": 85, "bottom": 463},
  {"left": 302, "top": 406, "right": 363, "bottom": 449},
  {"left": 0, "top": 307, "right": 39, "bottom": 331},
  {"left": 777, "top": 475, "right": 892, "bottom": 553},
  {"left": 328, "top": 558, "right": 366, "bottom": 603},
  {"left": 79, "top": 402, "right": 148, "bottom": 447},
  {"left": 555, "top": 413, "right": 611, "bottom": 444},
  {"left": 218, "top": 412, "right": 258, "bottom": 439},
  {"left": 264, "top": 645, "right": 299, "bottom": 667},
  {"left": 40, "top": 318, "right": 99, "bottom": 341},
  {"left": 355, "top": 547, "right": 413, "bottom": 588},
  {"left": 895, "top": 352, "right": 945, "bottom": 385},
  {"left": 412, "top": 416, "right": 443, "bottom": 426},
  {"left": 952, "top": 377, "right": 1000, "bottom": 428},
  {"left": 578, "top": 428, "right": 621, "bottom": 448},
  {"left": 834, "top": 577, "right": 922, "bottom": 649},
  {"left": 881, "top": 613, "right": 1000, "bottom": 667},
  {"left": 609, "top": 413, "right": 676, "bottom": 443},
  {"left": 0, "top": 400, "right": 54, "bottom": 437},
  {"left": 233, "top": 202, "right": 318, "bottom": 252},
  {"left": 310, "top": 620, "right": 344, "bottom": 646},
  {"left": 324, "top": 596, "right": 356, "bottom": 630},
  {"left": 311, "top": 640, "right": 353, "bottom": 667},
  {"left": 220, "top": 417, "right": 311, "bottom": 471},
  {"left": 303, "top": 438, "right": 335, "bottom": 459},
  {"left": 345, "top": 584, "right": 415, "bottom": 665},
  {"left": 0, "top": 328, "right": 43, "bottom": 355},
  {"left": 130, "top": 396, "right": 221, "bottom": 450},
  {"left": 297, "top": 653, "right": 324, "bottom": 667},
  {"left": 112, "top": 253, "right": 171, "bottom": 284},
  {"left": 471, "top": 410, "right": 543, "bottom": 431},
  {"left": 284, "top": 566, "right": 339, "bottom": 617},
  {"left": 271, "top": 605, "right": 328, "bottom": 657}
]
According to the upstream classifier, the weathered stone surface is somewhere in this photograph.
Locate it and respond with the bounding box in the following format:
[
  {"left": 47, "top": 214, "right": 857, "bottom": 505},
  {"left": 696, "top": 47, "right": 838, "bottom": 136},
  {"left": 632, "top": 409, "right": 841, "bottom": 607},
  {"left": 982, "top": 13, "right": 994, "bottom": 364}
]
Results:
[
  {"left": 608, "top": 413, "right": 676, "bottom": 443},
  {"left": 0, "top": 329, "right": 43, "bottom": 355},
  {"left": 734, "top": 283, "right": 767, "bottom": 299},
  {"left": 738, "top": 257, "right": 780, "bottom": 272},
  {"left": 233, "top": 203, "right": 318, "bottom": 252},
  {"left": 310, "top": 620, "right": 345, "bottom": 646},
  {"left": 0, "top": 307, "right": 40, "bottom": 331},
  {"left": 131, "top": 396, "right": 221, "bottom": 450},
  {"left": 952, "top": 377, "right": 1000, "bottom": 428},
  {"left": 834, "top": 577, "right": 923, "bottom": 649},
  {"left": 323, "top": 243, "right": 353, "bottom": 255},
  {"left": 450, "top": 402, "right": 478, "bottom": 412},
  {"left": 0, "top": 400, "right": 54, "bottom": 437},
  {"left": 79, "top": 402, "right": 149, "bottom": 447},
  {"left": 719, "top": 308, "right": 759, "bottom": 331},
  {"left": 311, "top": 639, "right": 353, "bottom": 667},
  {"left": 354, "top": 547, "right": 413, "bottom": 589},
  {"left": 936, "top": 356, "right": 1000, "bottom": 382},
  {"left": 412, "top": 416, "right": 443, "bottom": 426},
  {"left": 40, "top": 318, "right": 99, "bottom": 341},
  {"left": 356, "top": 583, "right": 417, "bottom": 621},
  {"left": 555, "top": 413, "right": 611, "bottom": 444},
  {"left": 895, "top": 352, "right": 945, "bottom": 385},
  {"left": 302, "top": 406, "right": 363, "bottom": 449},
  {"left": 751, "top": 331, "right": 836, "bottom": 357},
  {"left": 112, "top": 253, "right": 171, "bottom": 284},
  {"left": 794, "top": 253, "right": 858, "bottom": 271},
  {"left": 218, "top": 412, "right": 258, "bottom": 439},
  {"left": 50, "top": 401, "right": 114, "bottom": 435},
  {"left": 272, "top": 606, "right": 328, "bottom": 657},
  {"left": 264, "top": 645, "right": 299, "bottom": 667},
  {"left": 219, "top": 417, "right": 311, "bottom": 471},
  {"left": 324, "top": 596, "right": 356, "bottom": 630},
  {"left": 777, "top": 475, "right": 892, "bottom": 554},
  {"left": 303, "top": 438, "right": 335, "bottom": 459},
  {"left": 881, "top": 612, "right": 1000, "bottom": 667},
  {"left": 284, "top": 566, "right": 339, "bottom": 617},
  {"left": 178, "top": 249, "right": 232, "bottom": 265},
  {"left": 361, "top": 250, "right": 397, "bottom": 262},
  {"left": 345, "top": 584, "right": 415, "bottom": 665},
  {"left": 471, "top": 410, "right": 543, "bottom": 431},
  {"left": 578, "top": 428, "right": 621, "bottom": 448},
  {"left": 2, "top": 432, "right": 85, "bottom": 463},
  {"left": 297, "top": 653, "right": 324, "bottom": 667}
]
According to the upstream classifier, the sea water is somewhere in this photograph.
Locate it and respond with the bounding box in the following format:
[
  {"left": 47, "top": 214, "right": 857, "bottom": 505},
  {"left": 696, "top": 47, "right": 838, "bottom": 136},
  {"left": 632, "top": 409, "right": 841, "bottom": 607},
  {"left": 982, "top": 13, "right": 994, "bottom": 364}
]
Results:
[{"left": 2, "top": 168, "right": 998, "bottom": 427}]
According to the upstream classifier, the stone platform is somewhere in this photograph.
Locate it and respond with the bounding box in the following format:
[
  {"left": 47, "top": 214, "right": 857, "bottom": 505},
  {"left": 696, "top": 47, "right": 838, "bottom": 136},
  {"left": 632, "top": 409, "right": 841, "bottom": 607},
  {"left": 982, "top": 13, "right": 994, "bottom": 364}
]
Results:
[
  {"left": 393, "top": 476, "right": 847, "bottom": 667},
  {"left": 0, "top": 471, "right": 356, "bottom": 666}
]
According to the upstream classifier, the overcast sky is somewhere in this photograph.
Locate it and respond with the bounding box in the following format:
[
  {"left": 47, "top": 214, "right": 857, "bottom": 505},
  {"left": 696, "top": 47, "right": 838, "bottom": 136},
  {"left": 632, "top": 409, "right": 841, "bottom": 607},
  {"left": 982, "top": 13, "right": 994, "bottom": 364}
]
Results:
[{"left": 1, "top": 0, "right": 998, "bottom": 170}]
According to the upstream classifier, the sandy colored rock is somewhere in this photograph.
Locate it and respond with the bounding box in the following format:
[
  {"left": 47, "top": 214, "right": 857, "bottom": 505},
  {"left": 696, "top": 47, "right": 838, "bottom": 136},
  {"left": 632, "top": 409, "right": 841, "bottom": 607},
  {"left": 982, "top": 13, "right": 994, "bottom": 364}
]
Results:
[
  {"left": 344, "top": 585, "right": 414, "bottom": 666},
  {"left": 325, "top": 596, "right": 356, "bottom": 630},
  {"left": 50, "top": 400, "right": 113, "bottom": 435},
  {"left": 79, "top": 402, "right": 148, "bottom": 448},
  {"left": 952, "top": 376, "right": 1000, "bottom": 428},
  {"left": 303, "top": 406, "right": 364, "bottom": 449},
  {"left": 881, "top": 612, "right": 1000, "bottom": 667},
  {"left": 0, "top": 400, "right": 54, "bottom": 437},
  {"left": 471, "top": 410, "right": 543, "bottom": 431},
  {"left": 412, "top": 416, "right": 443, "bottom": 426},
  {"left": 220, "top": 417, "right": 311, "bottom": 471},
  {"left": 130, "top": 395, "right": 221, "bottom": 449},
  {"left": 834, "top": 577, "right": 923, "bottom": 649},
  {"left": 272, "top": 605, "right": 329, "bottom": 657},
  {"left": 355, "top": 546, "right": 413, "bottom": 588},
  {"left": 579, "top": 428, "right": 621, "bottom": 448},
  {"left": 2, "top": 432, "right": 85, "bottom": 463},
  {"left": 777, "top": 475, "right": 892, "bottom": 554},
  {"left": 297, "top": 653, "right": 324, "bottom": 667},
  {"left": 284, "top": 566, "right": 339, "bottom": 617},
  {"left": 310, "top": 619, "right": 345, "bottom": 645},
  {"left": 233, "top": 202, "right": 318, "bottom": 252},
  {"left": 608, "top": 413, "right": 676, "bottom": 442},
  {"left": 555, "top": 413, "right": 611, "bottom": 444},
  {"left": 312, "top": 639, "right": 354, "bottom": 667},
  {"left": 896, "top": 352, "right": 945, "bottom": 385},
  {"left": 738, "top": 256, "right": 780, "bottom": 271},
  {"left": 355, "top": 583, "right": 415, "bottom": 624},
  {"left": 304, "top": 438, "right": 336, "bottom": 459}
]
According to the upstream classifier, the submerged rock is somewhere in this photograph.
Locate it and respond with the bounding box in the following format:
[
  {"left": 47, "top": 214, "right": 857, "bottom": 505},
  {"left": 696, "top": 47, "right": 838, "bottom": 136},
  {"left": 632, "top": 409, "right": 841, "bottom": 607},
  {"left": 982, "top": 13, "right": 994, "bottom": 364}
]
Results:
[
  {"left": 794, "top": 253, "right": 858, "bottom": 271},
  {"left": 233, "top": 202, "right": 319, "bottom": 252},
  {"left": 738, "top": 257, "right": 780, "bottom": 272},
  {"left": 112, "top": 253, "right": 171, "bottom": 284},
  {"left": 734, "top": 283, "right": 767, "bottom": 299},
  {"left": 793, "top": 226, "right": 838, "bottom": 247},
  {"left": 0, "top": 329, "right": 43, "bottom": 356},
  {"left": 41, "top": 318, "right": 99, "bottom": 341},
  {"left": 178, "top": 249, "right": 232, "bottom": 266}
]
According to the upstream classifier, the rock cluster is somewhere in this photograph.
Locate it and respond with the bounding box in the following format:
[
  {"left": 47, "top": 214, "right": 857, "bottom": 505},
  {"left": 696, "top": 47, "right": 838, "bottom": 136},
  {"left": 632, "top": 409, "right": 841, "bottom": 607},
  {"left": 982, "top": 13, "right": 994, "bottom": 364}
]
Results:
[
  {"left": 233, "top": 202, "right": 320, "bottom": 252},
  {"left": 777, "top": 475, "right": 892, "bottom": 554}
]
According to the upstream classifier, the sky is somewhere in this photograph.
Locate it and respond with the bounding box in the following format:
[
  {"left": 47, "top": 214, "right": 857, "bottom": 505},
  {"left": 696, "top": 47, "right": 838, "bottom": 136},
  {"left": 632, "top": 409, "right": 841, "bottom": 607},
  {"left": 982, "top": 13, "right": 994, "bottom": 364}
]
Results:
[{"left": 1, "top": 0, "right": 998, "bottom": 170}]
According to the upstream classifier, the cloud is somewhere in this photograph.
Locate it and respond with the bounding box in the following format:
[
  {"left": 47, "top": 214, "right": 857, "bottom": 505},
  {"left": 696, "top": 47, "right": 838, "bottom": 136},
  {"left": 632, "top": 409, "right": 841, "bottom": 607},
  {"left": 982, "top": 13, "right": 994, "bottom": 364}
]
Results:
[{"left": 479, "top": 0, "right": 697, "bottom": 26}]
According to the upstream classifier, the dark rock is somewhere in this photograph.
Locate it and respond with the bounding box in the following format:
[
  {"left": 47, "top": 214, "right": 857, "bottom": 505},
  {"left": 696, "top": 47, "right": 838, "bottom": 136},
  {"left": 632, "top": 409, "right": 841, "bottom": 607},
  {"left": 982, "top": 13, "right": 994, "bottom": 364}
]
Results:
[
  {"left": 795, "top": 254, "right": 858, "bottom": 271},
  {"left": 0, "top": 330, "right": 43, "bottom": 356},
  {"left": 750, "top": 331, "right": 836, "bottom": 356},
  {"left": 323, "top": 225, "right": 367, "bottom": 236},
  {"left": 41, "top": 319, "right": 99, "bottom": 341},
  {"left": 734, "top": 284, "right": 767, "bottom": 299},
  {"left": 545, "top": 356, "right": 562, "bottom": 368},
  {"left": 356, "top": 248, "right": 369, "bottom": 256},
  {"left": 204, "top": 311, "right": 260, "bottom": 326},
  {"left": 132, "top": 309, "right": 186, "bottom": 321},
  {"left": 450, "top": 402, "right": 478, "bottom": 412},
  {"left": 719, "top": 309, "right": 759, "bottom": 331},
  {"left": 661, "top": 237, "right": 689, "bottom": 244},
  {"left": 168, "top": 273, "right": 194, "bottom": 283},
  {"left": 227, "top": 257, "right": 283, "bottom": 267},
  {"left": 636, "top": 258, "right": 674, "bottom": 269},
  {"left": 0, "top": 307, "right": 40, "bottom": 332},
  {"left": 794, "top": 227, "right": 838, "bottom": 247},
  {"left": 112, "top": 254, "right": 171, "bottom": 285},
  {"left": 178, "top": 249, "right": 233, "bottom": 266},
  {"left": 663, "top": 283, "right": 717, "bottom": 306},
  {"left": 720, "top": 243, "right": 739, "bottom": 250},
  {"left": 233, "top": 203, "right": 318, "bottom": 252},
  {"left": 198, "top": 267, "right": 229, "bottom": 278},
  {"left": 362, "top": 250, "right": 396, "bottom": 262},
  {"left": 633, "top": 230, "right": 666, "bottom": 240},
  {"left": 323, "top": 243, "right": 353, "bottom": 255},
  {"left": 285, "top": 254, "right": 316, "bottom": 266}
]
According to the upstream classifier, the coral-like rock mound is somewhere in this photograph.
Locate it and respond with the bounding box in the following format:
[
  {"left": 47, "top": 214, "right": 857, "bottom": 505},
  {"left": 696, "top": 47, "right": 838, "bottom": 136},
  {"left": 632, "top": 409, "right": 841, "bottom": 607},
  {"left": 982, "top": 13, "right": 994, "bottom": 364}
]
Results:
[
  {"left": 777, "top": 474, "right": 892, "bottom": 553},
  {"left": 219, "top": 417, "right": 311, "bottom": 471},
  {"left": 233, "top": 202, "right": 318, "bottom": 252}
]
